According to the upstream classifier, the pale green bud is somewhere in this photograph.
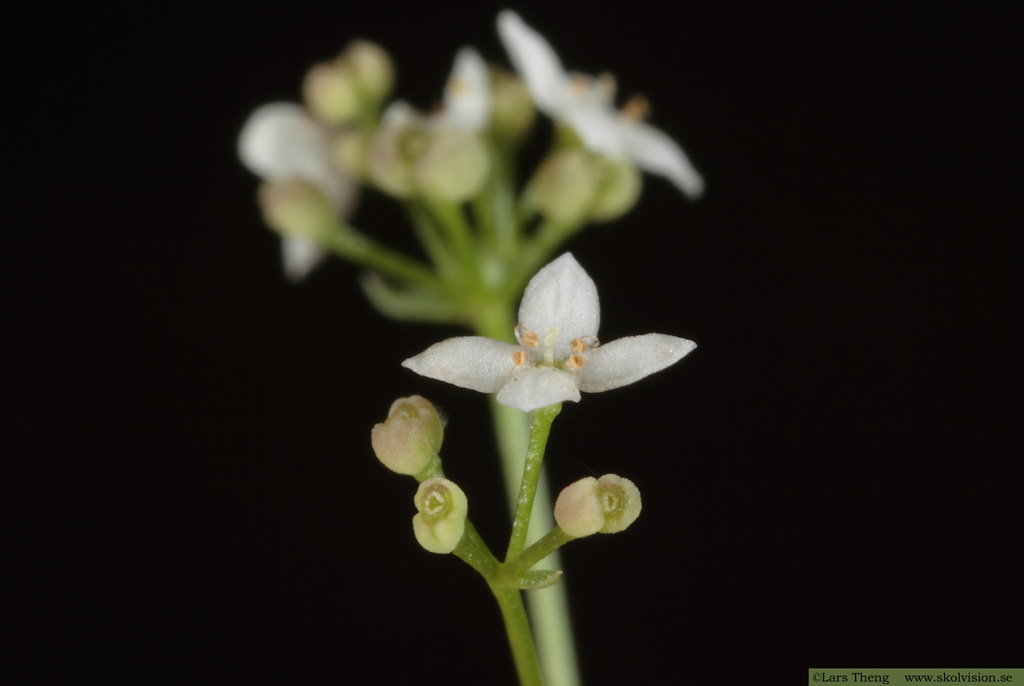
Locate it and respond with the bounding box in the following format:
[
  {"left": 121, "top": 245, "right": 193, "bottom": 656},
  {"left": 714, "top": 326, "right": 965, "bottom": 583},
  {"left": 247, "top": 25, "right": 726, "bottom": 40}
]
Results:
[
  {"left": 554, "top": 474, "right": 642, "bottom": 538},
  {"left": 302, "top": 60, "right": 362, "bottom": 126},
  {"left": 589, "top": 157, "right": 642, "bottom": 222},
  {"left": 367, "top": 126, "right": 428, "bottom": 198},
  {"left": 412, "top": 477, "right": 468, "bottom": 554},
  {"left": 343, "top": 40, "right": 395, "bottom": 106},
  {"left": 330, "top": 129, "right": 371, "bottom": 181},
  {"left": 371, "top": 395, "right": 444, "bottom": 476},
  {"left": 531, "top": 149, "right": 599, "bottom": 227},
  {"left": 257, "top": 179, "right": 334, "bottom": 239},
  {"left": 489, "top": 68, "right": 535, "bottom": 140},
  {"left": 413, "top": 130, "right": 491, "bottom": 203}
]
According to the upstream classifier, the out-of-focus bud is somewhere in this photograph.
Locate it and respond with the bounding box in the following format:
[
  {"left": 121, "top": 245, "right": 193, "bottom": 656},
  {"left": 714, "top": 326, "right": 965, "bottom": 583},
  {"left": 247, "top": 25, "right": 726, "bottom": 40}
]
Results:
[
  {"left": 367, "top": 125, "right": 427, "bottom": 198},
  {"left": 257, "top": 179, "right": 334, "bottom": 239},
  {"left": 588, "top": 157, "right": 642, "bottom": 222},
  {"left": 414, "top": 130, "right": 491, "bottom": 202},
  {"left": 343, "top": 40, "right": 395, "bottom": 106},
  {"left": 412, "top": 477, "right": 468, "bottom": 554},
  {"left": 554, "top": 474, "right": 642, "bottom": 538},
  {"left": 531, "top": 149, "right": 599, "bottom": 227},
  {"left": 303, "top": 60, "right": 362, "bottom": 126},
  {"left": 331, "top": 129, "right": 371, "bottom": 181},
  {"left": 371, "top": 395, "right": 444, "bottom": 476},
  {"left": 489, "top": 68, "right": 535, "bottom": 140}
]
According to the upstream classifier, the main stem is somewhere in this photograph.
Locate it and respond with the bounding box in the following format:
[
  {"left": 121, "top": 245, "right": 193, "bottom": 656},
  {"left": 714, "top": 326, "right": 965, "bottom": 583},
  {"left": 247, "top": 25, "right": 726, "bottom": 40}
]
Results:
[{"left": 476, "top": 303, "right": 582, "bottom": 686}]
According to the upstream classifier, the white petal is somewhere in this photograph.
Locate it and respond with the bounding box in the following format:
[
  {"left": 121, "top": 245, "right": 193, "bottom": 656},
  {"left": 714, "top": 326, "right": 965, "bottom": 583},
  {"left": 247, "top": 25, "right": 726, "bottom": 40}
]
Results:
[
  {"left": 577, "top": 334, "right": 696, "bottom": 393},
  {"left": 381, "top": 100, "right": 424, "bottom": 128},
  {"left": 402, "top": 337, "right": 521, "bottom": 393},
  {"left": 497, "top": 367, "right": 581, "bottom": 412},
  {"left": 518, "top": 253, "right": 600, "bottom": 356},
  {"left": 281, "top": 235, "right": 328, "bottom": 282},
  {"left": 238, "top": 102, "right": 359, "bottom": 213},
  {"left": 563, "top": 103, "right": 629, "bottom": 158},
  {"left": 439, "top": 47, "right": 491, "bottom": 132},
  {"left": 496, "top": 10, "right": 571, "bottom": 115},
  {"left": 238, "top": 103, "right": 328, "bottom": 182},
  {"left": 621, "top": 121, "right": 704, "bottom": 198}
]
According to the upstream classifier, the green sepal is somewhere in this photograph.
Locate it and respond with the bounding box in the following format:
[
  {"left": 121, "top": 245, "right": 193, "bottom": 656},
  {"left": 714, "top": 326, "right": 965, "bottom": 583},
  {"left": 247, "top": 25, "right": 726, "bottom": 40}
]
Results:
[{"left": 515, "top": 569, "right": 563, "bottom": 591}]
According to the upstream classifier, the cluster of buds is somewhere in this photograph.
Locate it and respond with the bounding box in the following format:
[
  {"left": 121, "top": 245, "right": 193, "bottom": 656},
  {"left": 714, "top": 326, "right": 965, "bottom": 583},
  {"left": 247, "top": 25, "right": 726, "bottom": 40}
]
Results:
[
  {"left": 240, "top": 11, "right": 702, "bottom": 287},
  {"left": 371, "top": 396, "right": 470, "bottom": 555}
]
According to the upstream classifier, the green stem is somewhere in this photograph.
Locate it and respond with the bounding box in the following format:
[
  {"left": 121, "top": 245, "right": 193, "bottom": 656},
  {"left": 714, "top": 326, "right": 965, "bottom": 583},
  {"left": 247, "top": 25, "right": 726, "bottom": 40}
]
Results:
[
  {"left": 510, "top": 527, "right": 574, "bottom": 576},
  {"left": 488, "top": 583, "right": 545, "bottom": 686},
  {"left": 426, "top": 200, "right": 480, "bottom": 282},
  {"left": 507, "top": 404, "right": 561, "bottom": 561},
  {"left": 476, "top": 303, "right": 582, "bottom": 686},
  {"left": 321, "top": 222, "right": 438, "bottom": 288}
]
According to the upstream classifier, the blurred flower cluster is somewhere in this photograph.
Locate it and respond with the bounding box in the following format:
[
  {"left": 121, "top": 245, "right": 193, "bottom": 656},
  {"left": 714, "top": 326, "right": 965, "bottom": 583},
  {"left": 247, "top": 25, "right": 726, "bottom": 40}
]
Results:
[{"left": 239, "top": 11, "right": 702, "bottom": 330}]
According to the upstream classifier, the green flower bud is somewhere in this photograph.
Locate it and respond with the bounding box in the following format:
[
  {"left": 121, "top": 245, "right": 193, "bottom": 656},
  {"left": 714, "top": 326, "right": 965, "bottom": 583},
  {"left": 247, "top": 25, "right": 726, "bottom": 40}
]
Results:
[
  {"left": 413, "top": 130, "right": 491, "bottom": 203},
  {"left": 530, "top": 149, "right": 599, "bottom": 227},
  {"left": 589, "top": 156, "right": 642, "bottom": 222},
  {"left": 343, "top": 40, "right": 395, "bottom": 106},
  {"left": 367, "top": 125, "right": 427, "bottom": 198},
  {"left": 257, "top": 179, "right": 334, "bottom": 239},
  {"left": 371, "top": 395, "right": 444, "bottom": 476},
  {"left": 412, "top": 477, "right": 468, "bottom": 554},
  {"left": 303, "top": 60, "right": 362, "bottom": 126},
  {"left": 554, "top": 473, "right": 642, "bottom": 538},
  {"left": 489, "top": 68, "right": 535, "bottom": 140},
  {"left": 330, "top": 129, "right": 370, "bottom": 181}
]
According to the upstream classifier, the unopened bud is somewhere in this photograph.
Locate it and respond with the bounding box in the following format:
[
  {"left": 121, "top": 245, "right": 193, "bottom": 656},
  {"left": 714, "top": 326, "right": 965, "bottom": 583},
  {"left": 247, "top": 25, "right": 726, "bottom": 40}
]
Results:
[
  {"left": 257, "top": 179, "right": 334, "bottom": 239},
  {"left": 367, "top": 125, "right": 426, "bottom": 198},
  {"left": 303, "top": 60, "right": 362, "bottom": 126},
  {"left": 531, "top": 149, "right": 599, "bottom": 227},
  {"left": 343, "top": 40, "right": 394, "bottom": 106},
  {"left": 554, "top": 474, "right": 642, "bottom": 538},
  {"left": 331, "top": 129, "right": 371, "bottom": 181},
  {"left": 588, "top": 157, "right": 642, "bottom": 222},
  {"left": 489, "top": 68, "right": 535, "bottom": 139},
  {"left": 371, "top": 395, "right": 444, "bottom": 476},
  {"left": 414, "top": 130, "right": 490, "bottom": 202},
  {"left": 412, "top": 477, "right": 468, "bottom": 554}
]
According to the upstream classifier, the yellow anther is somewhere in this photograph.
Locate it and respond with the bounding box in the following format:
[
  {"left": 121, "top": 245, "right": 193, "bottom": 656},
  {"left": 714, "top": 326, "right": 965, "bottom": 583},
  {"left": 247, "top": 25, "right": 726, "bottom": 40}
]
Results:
[
  {"left": 621, "top": 94, "right": 650, "bottom": 121},
  {"left": 570, "top": 338, "right": 588, "bottom": 353},
  {"left": 448, "top": 78, "right": 468, "bottom": 95},
  {"left": 521, "top": 330, "right": 540, "bottom": 347},
  {"left": 568, "top": 353, "right": 586, "bottom": 370},
  {"left": 570, "top": 75, "right": 589, "bottom": 96},
  {"left": 512, "top": 350, "right": 526, "bottom": 366}
]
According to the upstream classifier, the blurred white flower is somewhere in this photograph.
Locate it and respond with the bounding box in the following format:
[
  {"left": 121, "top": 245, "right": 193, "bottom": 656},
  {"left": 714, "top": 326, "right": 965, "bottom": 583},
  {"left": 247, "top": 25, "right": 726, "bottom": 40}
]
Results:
[
  {"left": 497, "top": 10, "right": 704, "bottom": 198},
  {"left": 380, "top": 46, "right": 491, "bottom": 132},
  {"left": 403, "top": 253, "right": 696, "bottom": 412},
  {"left": 238, "top": 103, "right": 359, "bottom": 281}
]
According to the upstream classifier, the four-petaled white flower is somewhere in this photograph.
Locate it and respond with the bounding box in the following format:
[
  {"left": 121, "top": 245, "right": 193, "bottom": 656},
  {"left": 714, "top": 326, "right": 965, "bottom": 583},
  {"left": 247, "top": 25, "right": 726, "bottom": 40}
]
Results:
[
  {"left": 238, "top": 103, "right": 359, "bottom": 281},
  {"left": 497, "top": 10, "right": 705, "bottom": 199},
  {"left": 402, "top": 253, "right": 696, "bottom": 412}
]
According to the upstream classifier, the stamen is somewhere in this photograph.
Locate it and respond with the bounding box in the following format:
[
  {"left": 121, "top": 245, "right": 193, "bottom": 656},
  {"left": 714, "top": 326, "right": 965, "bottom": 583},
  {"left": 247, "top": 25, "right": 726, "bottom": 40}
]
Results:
[
  {"left": 568, "top": 353, "right": 586, "bottom": 370},
  {"left": 570, "top": 338, "right": 587, "bottom": 353},
  {"left": 570, "top": 74, "right": 589, "bottom": 97},
  {"left": 512, "top": 350, "right": 526, "bottom": 366},
  {"left": 621, "top": 94, "right": 651, "bottom": 121},
  {"left": 597, "top": 72, "right": 617, "bottom": 102}
]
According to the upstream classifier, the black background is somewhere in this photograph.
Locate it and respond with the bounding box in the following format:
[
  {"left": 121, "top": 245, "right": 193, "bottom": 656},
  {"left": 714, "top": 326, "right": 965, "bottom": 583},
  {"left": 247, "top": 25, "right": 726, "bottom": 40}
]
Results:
[{"left": 10, "top": 2, "right": 1019, "bottom": 683}]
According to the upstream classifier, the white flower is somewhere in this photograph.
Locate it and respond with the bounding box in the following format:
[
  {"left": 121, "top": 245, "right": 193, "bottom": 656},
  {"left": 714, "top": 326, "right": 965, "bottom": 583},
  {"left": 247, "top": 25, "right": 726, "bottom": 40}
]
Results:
[
  {"left": 238, "top": 103, "right": 359, "bottom": 281},
  {"left": 496, "top": 10, "right": 704, "bottom": 198},
  {"left": 380, "top": 46, "right": 491, "bottom": 132},
  {"left": 402, "top": 253, "right": 696, "bottom": 412}
]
